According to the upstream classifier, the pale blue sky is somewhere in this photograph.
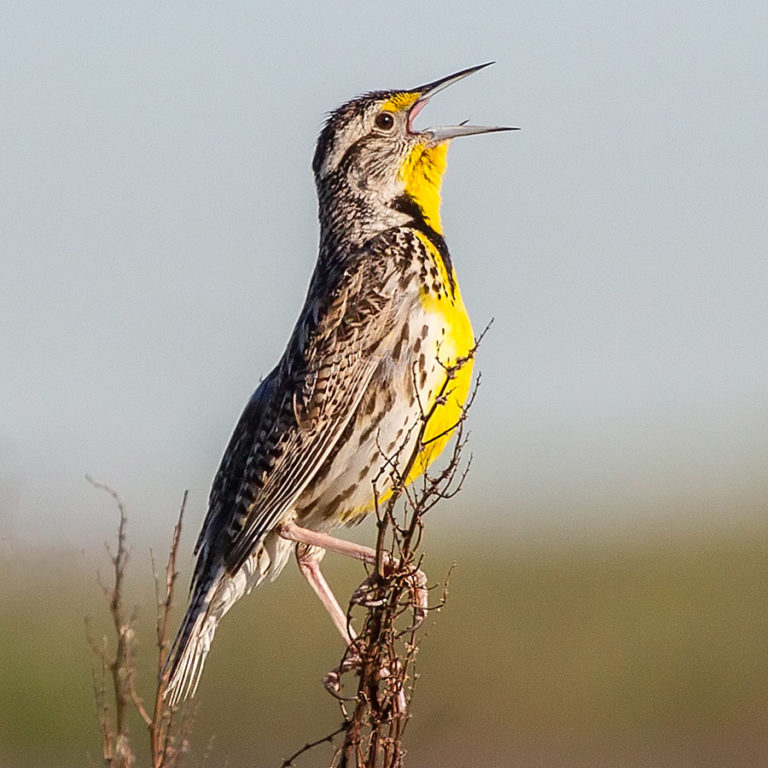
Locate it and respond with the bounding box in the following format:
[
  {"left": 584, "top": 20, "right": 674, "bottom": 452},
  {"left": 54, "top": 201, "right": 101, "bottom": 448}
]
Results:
[{"left": 2, "top": 1, "right": 767, "bottom": 548}]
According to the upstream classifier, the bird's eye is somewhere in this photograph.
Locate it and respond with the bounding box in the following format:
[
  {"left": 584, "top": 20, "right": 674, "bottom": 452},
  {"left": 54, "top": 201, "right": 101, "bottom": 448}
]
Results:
[{"left": 374, "top": 111, "right": 395, "bottom": 131}]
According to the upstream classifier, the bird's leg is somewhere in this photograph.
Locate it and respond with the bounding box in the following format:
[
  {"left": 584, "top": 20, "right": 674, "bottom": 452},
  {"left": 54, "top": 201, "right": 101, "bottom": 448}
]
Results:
[
  {"left": 294, "top": 542, "right": 361, "bottom": 694},
  {"left": 283, "top": 523, "right": 425, "bottom": 706},
  {"left": 280, "top": 522, "right": 378, "bottom": 564},
  {"left": 294, "top": 543, "right": 356, "bottom": 645},
  {"left": 279, "top": 521, "right": 428, "bottom": 628}
]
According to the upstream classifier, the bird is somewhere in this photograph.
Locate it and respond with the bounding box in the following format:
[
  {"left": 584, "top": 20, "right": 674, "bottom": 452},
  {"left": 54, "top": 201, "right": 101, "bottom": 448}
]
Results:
[{"left": 164, "top": 62, "right": 514, "bottom": 704}]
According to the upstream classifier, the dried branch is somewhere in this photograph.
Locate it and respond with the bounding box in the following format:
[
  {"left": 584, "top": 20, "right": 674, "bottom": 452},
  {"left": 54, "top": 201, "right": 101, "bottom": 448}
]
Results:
[
  {"left": 146, "top": 492, "right": 192, "bottom": 768},
  {"left": 281, "top": 724, "right": 350, "bottom": 767},
  {"left": 86, "top": 476, "right": 137, "bottom": 768},
  {"left": 87, "top": 481, "right": 195, "bottom": 767}
]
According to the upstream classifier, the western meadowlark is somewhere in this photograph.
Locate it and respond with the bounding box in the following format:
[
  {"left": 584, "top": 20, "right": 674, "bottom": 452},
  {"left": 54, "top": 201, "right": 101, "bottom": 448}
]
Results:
[{"left": 165, "top": 63, "right": 513, "bottom": 704}]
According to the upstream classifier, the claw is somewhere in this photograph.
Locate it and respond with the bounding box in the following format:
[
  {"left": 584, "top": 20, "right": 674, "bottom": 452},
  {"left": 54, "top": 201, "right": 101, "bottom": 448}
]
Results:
[
  {"left": 323, "top": 647, "right": 362, "bottom": 697},
  {"left": 322, "top": 644, "right": 403, "bottom": 699},
  {"left": 351, "top": 575, "right": 386, "bottom": 608}
]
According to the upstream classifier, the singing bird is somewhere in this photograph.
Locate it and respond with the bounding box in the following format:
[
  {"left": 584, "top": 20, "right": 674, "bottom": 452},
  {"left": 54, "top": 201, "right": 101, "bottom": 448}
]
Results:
[{"left": 165, "top": 63, "right": 514, "bottom": 704}]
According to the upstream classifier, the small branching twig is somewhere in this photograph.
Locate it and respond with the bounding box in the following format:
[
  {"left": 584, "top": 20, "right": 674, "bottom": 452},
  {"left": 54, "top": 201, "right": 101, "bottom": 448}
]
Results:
[
  {"left": 87, "top": 481, "right": 194, "bottom": 767},
  {"left": 86, "top": 476, "right": 137, "bottom": 768},
  {"left": 280, "top": 724, "right": 350, "bottom": 767},
  {"left": 146, "top": 492, "right": 195, "bottom": 767}
]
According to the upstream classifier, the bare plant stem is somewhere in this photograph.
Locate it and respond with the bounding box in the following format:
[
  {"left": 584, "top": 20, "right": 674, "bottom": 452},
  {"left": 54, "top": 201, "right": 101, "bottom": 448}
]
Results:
[{"left": 87, "top": 482, "right": 193, "bottom": 768}]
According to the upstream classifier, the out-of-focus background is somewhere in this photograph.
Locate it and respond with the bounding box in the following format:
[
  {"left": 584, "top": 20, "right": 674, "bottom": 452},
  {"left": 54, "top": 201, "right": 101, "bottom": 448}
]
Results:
[{"left": 2, "top": 2, "right": 767, "bottom": 766}]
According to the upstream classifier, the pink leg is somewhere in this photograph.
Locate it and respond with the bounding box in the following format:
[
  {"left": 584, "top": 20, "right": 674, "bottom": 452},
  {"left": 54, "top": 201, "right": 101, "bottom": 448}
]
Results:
[
  {"left": 278, "top": 521, "right": 428, "bottom": 626},
  {"left": 294, "top": 543, "right": 356, "bottom": 645},
  {"left": 281, "top": 522, "right": 422, "bottom": 705},
  {"left": 279, "top": 522, "right": 378, "bottom": 563},
  {"left": 291, "top": 539, "right": 361, "bottom": 693}
]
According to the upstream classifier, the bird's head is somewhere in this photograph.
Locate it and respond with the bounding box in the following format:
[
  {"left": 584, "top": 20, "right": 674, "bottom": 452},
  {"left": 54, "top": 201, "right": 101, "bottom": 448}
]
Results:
[{"left": 313, "top": 63, "right": 515, "bottom": 243}]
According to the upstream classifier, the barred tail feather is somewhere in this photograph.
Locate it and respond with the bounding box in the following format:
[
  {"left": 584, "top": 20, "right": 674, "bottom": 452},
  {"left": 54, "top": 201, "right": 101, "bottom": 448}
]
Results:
[
  {"left": 164, "top": 564, "right": 255, "bottom": 705},
  {"left": 164, "top": 532, "right": 295, "bottom": 705},
  {"left": 164, "top": 573, "right": 226, "bottom": 706}
]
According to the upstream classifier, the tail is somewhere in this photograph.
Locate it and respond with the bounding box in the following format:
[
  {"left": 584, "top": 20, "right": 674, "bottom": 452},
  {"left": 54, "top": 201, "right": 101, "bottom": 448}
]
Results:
[
  {"left": 163, "top": 532, "right": 295, "bottom": 705},
  {"left": 164, "top": 571, "right": 231, "bottom": 706},
  {"left": 164, "top": 564, "right": 258, "bottom": 705}
]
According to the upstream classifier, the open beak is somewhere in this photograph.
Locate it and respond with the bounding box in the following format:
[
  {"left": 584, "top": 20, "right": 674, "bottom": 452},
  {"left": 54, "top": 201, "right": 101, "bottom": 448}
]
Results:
[{"left": 408, "top": 62, "right": 519, "bottom": 141}]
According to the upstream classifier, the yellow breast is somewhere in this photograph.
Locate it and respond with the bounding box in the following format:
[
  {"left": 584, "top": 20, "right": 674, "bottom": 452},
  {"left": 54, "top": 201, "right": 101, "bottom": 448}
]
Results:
[{"left": 405, "top": 231, "right": 475, "bottom": 484}]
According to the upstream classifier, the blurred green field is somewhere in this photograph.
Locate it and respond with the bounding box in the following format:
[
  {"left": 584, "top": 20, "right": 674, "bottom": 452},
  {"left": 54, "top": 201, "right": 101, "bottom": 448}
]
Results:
[{"left": 1, "top": 523, "right": 767, "bottom": 768}]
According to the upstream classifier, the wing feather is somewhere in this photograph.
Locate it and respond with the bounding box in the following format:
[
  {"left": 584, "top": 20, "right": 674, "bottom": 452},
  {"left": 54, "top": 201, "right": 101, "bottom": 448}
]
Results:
[{"left": 195, "top": 232, "right": 408, "bottom": 581}]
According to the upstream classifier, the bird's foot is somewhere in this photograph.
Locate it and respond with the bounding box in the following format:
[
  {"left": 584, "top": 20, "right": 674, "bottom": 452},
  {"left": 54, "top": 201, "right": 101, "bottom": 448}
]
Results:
[
  {"left": 350, "top": 563, "right": 428, "bottom": 631},
  {"left": 323, "top": 646, "right": 362, "bottom": 697},
  {"left": 324, "top": 653, "right": 408, "bottom": 714},
  {"left": 322, "top": 644, "right": 402, "bottom": 698}
]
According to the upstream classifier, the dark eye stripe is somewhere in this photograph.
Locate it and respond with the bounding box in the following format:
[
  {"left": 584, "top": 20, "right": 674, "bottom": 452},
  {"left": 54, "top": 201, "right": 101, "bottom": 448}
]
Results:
[{"left": 336, "top": 136, "right": 369, "bottom": 175}]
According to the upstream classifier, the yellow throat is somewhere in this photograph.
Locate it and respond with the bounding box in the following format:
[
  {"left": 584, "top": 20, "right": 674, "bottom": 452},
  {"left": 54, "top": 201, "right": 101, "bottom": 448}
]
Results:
[{"left": 398, "top": 142, "right": 449, "bottom": 234}]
